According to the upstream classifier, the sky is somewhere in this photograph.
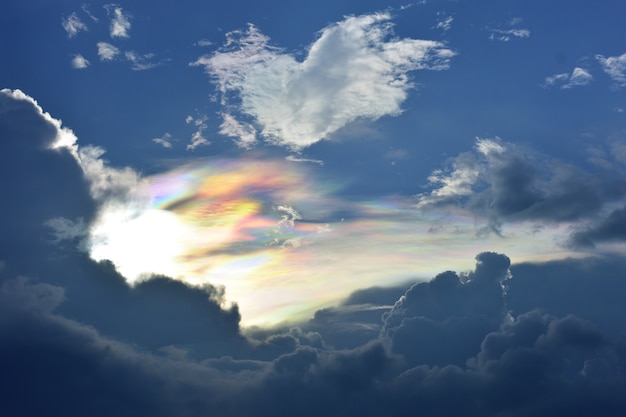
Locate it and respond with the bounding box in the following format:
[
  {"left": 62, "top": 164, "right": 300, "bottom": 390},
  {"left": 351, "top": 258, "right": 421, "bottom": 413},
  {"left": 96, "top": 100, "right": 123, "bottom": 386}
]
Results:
[{"left": 1, "top": 0, "right": 626, "bottom": 416}]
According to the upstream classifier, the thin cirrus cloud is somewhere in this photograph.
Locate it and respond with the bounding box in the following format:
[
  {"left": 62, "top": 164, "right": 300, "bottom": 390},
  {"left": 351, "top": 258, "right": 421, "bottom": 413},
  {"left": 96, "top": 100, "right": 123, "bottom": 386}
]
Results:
[
  {"left": 192, "top": 12, "right": 456, "bottom": 150},
  {"left": 61, "top": 12, "right": 88, "bottom": 37},
  {"left": 544, "top": 67, "right": 593, "bottom": 89},
  {"left": 152, "top": 133, "right": 173, "bottom": 148},
  {"left": 488, "top": 28, "right": 531, "bottom": 42},
  {"left": 596, "top": 52, "right": 626, "bottom": 87}
]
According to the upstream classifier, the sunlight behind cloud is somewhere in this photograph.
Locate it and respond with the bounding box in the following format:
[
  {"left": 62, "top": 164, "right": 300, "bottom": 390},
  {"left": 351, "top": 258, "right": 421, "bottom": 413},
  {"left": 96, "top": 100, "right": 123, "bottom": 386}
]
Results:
[{"left": 86, "top": 158, "right": 579, "bottom": 326}]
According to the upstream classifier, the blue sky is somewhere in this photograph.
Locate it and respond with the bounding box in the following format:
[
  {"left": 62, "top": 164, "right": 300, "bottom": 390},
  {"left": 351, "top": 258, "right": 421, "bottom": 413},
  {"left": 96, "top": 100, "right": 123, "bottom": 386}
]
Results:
[{"left": 2, "top": 0, "right": 626, "bottom": 415}]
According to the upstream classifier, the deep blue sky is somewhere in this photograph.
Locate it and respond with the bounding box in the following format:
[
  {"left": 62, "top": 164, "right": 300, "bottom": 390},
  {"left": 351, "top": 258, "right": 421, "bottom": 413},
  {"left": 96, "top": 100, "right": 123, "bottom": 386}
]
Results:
[{"left": 2, "top": 1, "right": 626, "bottom": 416}]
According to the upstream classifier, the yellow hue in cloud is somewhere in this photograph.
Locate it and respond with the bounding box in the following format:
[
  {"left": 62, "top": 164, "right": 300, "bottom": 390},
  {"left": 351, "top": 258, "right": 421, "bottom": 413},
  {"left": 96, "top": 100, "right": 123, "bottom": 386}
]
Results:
[{"left": 87, "top": 159, "right": 580, "bottom": 326}]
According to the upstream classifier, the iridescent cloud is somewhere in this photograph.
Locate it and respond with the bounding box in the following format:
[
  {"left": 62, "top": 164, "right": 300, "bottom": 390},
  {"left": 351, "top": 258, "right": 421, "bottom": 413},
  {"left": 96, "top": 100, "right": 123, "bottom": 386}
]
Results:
[{"left": 87, "top": 157, "right": 581, "bottom": 326}]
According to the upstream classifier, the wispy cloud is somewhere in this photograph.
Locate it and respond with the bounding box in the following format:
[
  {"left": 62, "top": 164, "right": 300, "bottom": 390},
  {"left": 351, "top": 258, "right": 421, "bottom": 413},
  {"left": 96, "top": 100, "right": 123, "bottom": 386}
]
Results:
[
  {"left": 81, "top": 4, "right": 99, "bottom": 22},
  {"left": 153, "top": 133, "right": 174, "bottom": 148},
  {"left": 192, "top": 13, "right": 455, "bottom": 150},
  {"left": 195, "top": 39, "right": 213, "bottom": 47},
  {"left": 435, "top": 15, "right": 454, "bottom": 31},
  {"left": 124, "top": 51, "right": 167, "bottom": 71},
  {"left": 186, "top": 115, "right": 210, "bottom": 150},
  {"left": 219, "top": 113, "right": 256, "bottom": 149},
  {"left": 104, "top": 4, "right": 131, "bottom": 39},
  {"left": 544, "top": 67, "right": 593, "bottom": 89},
  {"left": 596, "top": 52, "right": 626, "bottom": 87},
  {"left": 489, "top": 28, "right": 530, "bottom": 42},
  {"left": 62, "top": 13, "right": 88, "bottom": 37},
  {"left": 71, "top": 54, "right": 90, "bottom": 69},
  {"left": 285, "top": 155, "right": 324, "bottom": 166},
  {"left": 97, "top": 42, "right": 120, "bottom": 61}
]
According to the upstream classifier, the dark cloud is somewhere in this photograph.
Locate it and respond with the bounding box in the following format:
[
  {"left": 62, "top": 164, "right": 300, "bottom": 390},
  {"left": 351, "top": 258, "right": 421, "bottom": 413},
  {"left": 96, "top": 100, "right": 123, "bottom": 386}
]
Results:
[
  {"left": 382, "top": 252, "right": 510, "bottom": 367},
  {"left": 507, "top": 256, "right": 626, "bottom": 336},
  {"left": 2, "top": 89, "right": 626, "bottom": 416},
  {"left": 417, "top": 139, "right": 626, "bottom": 233},
  {"left": 569, "top": 205, "right": 626, "bottom": 247}
]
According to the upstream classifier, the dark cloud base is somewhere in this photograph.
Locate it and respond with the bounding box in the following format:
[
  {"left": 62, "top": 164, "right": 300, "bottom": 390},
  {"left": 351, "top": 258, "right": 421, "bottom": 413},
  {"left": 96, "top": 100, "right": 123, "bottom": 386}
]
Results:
[{"left": 2, "top": 90, "right": 626, "bottom": 416}]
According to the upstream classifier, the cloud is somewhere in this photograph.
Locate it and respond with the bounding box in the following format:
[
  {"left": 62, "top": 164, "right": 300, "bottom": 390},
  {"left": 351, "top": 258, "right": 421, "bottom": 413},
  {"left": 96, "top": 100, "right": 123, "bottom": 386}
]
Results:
[
  {"left": 186, "top": 115, "right": 210, "bottom": 150},
  {"left": 71, "top": 54, "right": 90, "bottom": 69},
  {"left": 285, "top": 155, "right": 324, "bottom": 166},
  {"left": 104, "top": 4, "right": 131, "bottom": 39},
  {"left": 569, "top": 206, "right": 626, "bottom": 248},
  {"left": 435, "top": 15, "right": 453, "bottom": 31},
  {"left": 489, "top": 28, "right": 531, "bottom": 42},
  {"left": 195, "top": 39, "right": 213, "bottom": 47},
  {"left": 383, "top": 252, "right": 511, "bottom": 367},
  {"left": 82, "top": 4, "right": 99, "bottom": 22},
  {"left": 124, "top": 51, "right": 166, "bottom": 71},
  {"left": 62, "top": 12, "right": 88, "bottom": 37},
  {"left": 416, "top": 137, "right": 626, "bottom": 233},
  {"left": 153, "top": 133, "right": 174, "bottom": 148},
  {"left": 97, "top": 42, "right": 120, "bottom": 61},
  {"left": 192, "top": 13, "right": 455, "bottom": 149},
  {"left": 218, "top": 113, "right": 256, "bottom": 149},
  {"left": 544, "top": 67, "right": 593, "bottom": 89},
  {"left": 596, "top": 52, "right": 626, "bottom": 87}
]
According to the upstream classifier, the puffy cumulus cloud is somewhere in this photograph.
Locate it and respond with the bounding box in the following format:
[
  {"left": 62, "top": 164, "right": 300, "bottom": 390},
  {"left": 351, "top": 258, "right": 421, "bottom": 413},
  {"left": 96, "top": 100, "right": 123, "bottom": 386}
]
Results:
[
  {"left": 192, "top": 13, "right": 455, "bottom": 149},
  {"left": 3, "top": 88, "right": 626, "bottom": 416},
  {"left": 416, "top": 137, "right": 626, "bottom": 234},
  {"left": 544, "top": 67, "right": 593, "bottom": 89},
  {"left": 71, "top": 53, "right": 90, "bottom": 69},
  {"left": 596, "top": 52, "right": 626, "bottom": 87},
  {"left": 104, "top": 4, "right": 131, "bottom": 39},
  {"left": 0, "top": 89, "right": 93, "bottom": 264},
  {"left": 507, "top": 256, "right": 626, "bottom": 335},
  {"left": 61, "top": 12, "right": 88, "bottom": 37},
  {"left": 97, "top": 41, "right": 120, "bottom": 61},
  {"left": 382, "top": 252, "right": 511, "bottom": 367}
]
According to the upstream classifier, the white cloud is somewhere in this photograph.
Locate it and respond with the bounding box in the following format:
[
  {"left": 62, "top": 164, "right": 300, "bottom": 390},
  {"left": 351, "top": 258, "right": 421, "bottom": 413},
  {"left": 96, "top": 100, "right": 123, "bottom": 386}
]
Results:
[
  {"left": 125, "top": 51, "right": 165, "bottom": 71},
  {"left": 82, "top": 4, "right": 99, "bottom": 22},
  {"left": 153, "top": 133, "right": 173, "bottom": 148},
  {"left": 436, "top": 16, "right": 454, "bottom": 31},
  {"left": 544, "top": 67, "right": 593, "bottom": 89},
  {"left": 105, "top": 4, "right": 131, "bottom": 39},
  {"left": 285, "top": 155, "right": 324, "bottom": 166},
  {"left": 192, "top": 13, "right": 455, "bottom": 150},
  {"left": 71, "top": 54, "right": 90, "bottom": 69},
  {"left": 567, "top": 67, "right": 593, "bottom": 87},
  {"left": 196, "top": 39, "right": 213, "bottom": 47},
  {"left": 97, "top": 42, "right": 120, "bottom": 61},
  {"left": 596, "top": 52, "right": 626, "bottom": 87},
  {"left": 62, "top": 13, "right": 88, "bottom": 37},
  {"left": 44, "top": 217, "right": 87, "bottom": 242},
  {"left": 489, "top": 28, "right": 531, "bottom": 42},
  {"left": 187, "top": 116, "right": 210, "bottom": 150},
  {"left": 219, "top": 113, "right": 257, "bottom": 149},
  {"left": 77, "top": 145, "right": 144, "bottom": 202}
]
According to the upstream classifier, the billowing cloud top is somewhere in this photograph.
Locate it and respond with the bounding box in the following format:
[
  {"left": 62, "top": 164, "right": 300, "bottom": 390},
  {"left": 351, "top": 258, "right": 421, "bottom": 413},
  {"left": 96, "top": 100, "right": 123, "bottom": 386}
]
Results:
[{"left": 192, "top": 13, "right": 455, "bottom": 149}]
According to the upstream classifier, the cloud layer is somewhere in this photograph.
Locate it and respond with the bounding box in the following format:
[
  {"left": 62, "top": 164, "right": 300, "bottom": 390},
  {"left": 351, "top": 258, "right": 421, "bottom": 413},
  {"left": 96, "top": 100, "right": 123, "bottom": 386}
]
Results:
[{"left": 193, "top": 13, "right": 455, "bottom": 149}]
